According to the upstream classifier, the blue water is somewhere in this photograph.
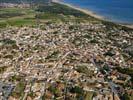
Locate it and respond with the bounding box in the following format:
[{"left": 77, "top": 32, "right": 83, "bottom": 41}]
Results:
[{"left": 62, "top": 0, "right": 133, "bottom": 24}]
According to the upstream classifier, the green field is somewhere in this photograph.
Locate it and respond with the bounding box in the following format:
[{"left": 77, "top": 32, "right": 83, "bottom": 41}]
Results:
[
  {"left": 0, "top": 2, "right": 132, "bottom": 31},
  {"left": 0, "top": 3, "right": 99, "bottom": 28},
  {"left": 0, "top": 7, "right": 37, "bottom": 27}
]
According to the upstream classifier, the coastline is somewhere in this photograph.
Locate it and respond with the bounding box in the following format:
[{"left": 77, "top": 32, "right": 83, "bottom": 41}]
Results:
[
  {"left": 53, "top": 0, "right": 104, "bottom": 20},
  {"left": 120, "top": 24, "right": 133, "bottom": 29},
  {"left": 53, "top": 0, "right": 133, "bottom": 29}
]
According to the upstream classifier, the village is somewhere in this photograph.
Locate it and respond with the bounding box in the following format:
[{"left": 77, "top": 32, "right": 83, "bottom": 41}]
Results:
[
  {"left": 0, "top": 0, "right": 52, "bottom": 8},
  {"left": 0, "top": 21, "right": 132, "bottom": 100}
]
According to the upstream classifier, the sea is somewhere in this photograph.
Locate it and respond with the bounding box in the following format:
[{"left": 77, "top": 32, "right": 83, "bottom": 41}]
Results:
[{"left": 61, "top": 0, "right": 133, "bottom": 24}]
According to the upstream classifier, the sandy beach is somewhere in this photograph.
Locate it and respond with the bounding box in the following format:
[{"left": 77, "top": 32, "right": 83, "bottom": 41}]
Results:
[
  {"left": 121, "top": 24, "right": 133, "bottom": 29},
  {"left": 53, "top": 0, "right": 104, "bottom": 20},
  {"left": 53, "top": 0, "right": 133, "bottom": 29}
]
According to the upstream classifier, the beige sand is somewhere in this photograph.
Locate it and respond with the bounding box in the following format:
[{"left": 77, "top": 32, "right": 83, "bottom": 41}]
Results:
[
  {"left": 53, "top": 0, "right": 104, "bottom": 20},
  {"left": 53, "top": 0, "right": 133, "bottom": 29}
]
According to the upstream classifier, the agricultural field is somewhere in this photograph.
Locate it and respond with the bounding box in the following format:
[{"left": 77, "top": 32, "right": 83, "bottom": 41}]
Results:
[
  {"left": 0, "top": 3, "right": 100, "bottom": 28},
  {"left": 0, "top": 7, "right": 36, "bottom": 27}
]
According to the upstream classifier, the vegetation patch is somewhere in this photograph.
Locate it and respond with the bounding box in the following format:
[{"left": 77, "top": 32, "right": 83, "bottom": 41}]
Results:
[
  {"left": 0, "top": 12, "right": 24, "bottom": 18},
  {"left": 0, "top": 66, "right": 8, "bottom": 74},
  {"left": 69, "top": 86, "right": 83, "bottom": 94},
  {"left": 4, "top": 54, "right": 13, "bottom": 59},
  {"left": 36, "top": 3, "right": 89, "bottom": 17},
  {"left": 9, "top": 75, "right": 24, "bottom": 82},
  {"left": 48, "top": 85, "right": 61, "bottom": 97},
  {"left": 84, "top": 91, "right": 94, "bottom": 100},
  {"left": 11, "top": 82, "right": 26, "bottom": 98},
  {"left": 7, "top": 19, "right": 35, "bottom": 26},
  {"left": 75, "top": 65, "right": 94, "bottom": 76},
  {"left": 0, "top": 38, "right": 16, "bottom": 45},
  {"left": 0, "top": 22, "right": 7, "bottom": 28},
  {"left": 115, "top": 67, "right": 133, "bottom": 82},
  {"left": 45, "top": 50, "right": 60, "bottom": 61}
]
